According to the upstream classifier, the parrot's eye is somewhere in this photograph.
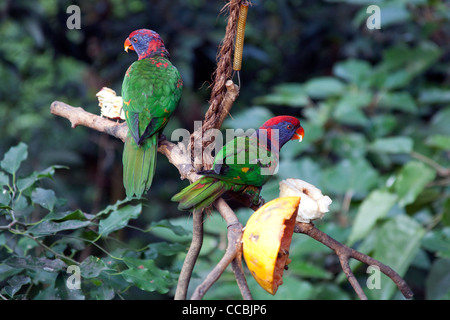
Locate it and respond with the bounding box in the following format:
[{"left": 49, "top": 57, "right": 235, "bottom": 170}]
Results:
[
  {"left": 132, "top": 37, "right": 138, "bottom": 43},
  {"left": 287, "top": 124, "right": 293, "bottom": 130}
]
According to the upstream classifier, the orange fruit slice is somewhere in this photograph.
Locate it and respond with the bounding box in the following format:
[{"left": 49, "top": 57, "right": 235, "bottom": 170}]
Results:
[{"left": 242, "top": 196, "right": 300, "bottom": 295}]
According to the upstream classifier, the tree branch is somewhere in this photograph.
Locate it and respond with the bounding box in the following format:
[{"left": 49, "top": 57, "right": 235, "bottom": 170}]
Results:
[
  {"left": 50, "top": 101, "right": 128, "bottom": 142},
  {"left": 190, "top": 198, "right": 248, "bottom": 300},
  {"left": 50, "top": 101, "right": 200, "bottom": 183},
  {"left": 174, "top": 210, "right": 204, "bottom": 300},
  {"left": 294, "top": 222, "right": 414, "bottom": 300}
]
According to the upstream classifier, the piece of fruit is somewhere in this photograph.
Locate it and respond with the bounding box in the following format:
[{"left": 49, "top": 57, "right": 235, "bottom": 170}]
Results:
[
  {"left": 96, "top": 87, "right": 125, "bottom": 120},
  {"left": 279, "top": 178, "right": 332, "bottom": 223},
  {"left": 242, "top": 196, "right": 300, "bottom": 295}
]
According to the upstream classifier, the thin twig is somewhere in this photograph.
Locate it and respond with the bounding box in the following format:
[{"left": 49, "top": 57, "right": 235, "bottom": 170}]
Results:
[
  {"left": 411, "top": 151, "right": 450, "bottom": 177},
  {"left": 175, "top": 210, "right": 204, "bottom": 300},
  {"left": 231, "top": 255, "right": 253, "bottom": 300},
  {"left": 294, "top": 222, "right": 414, "bottom": 300},
  {"left": 191, "top": 198, "right": 244, "bottom": 300}
]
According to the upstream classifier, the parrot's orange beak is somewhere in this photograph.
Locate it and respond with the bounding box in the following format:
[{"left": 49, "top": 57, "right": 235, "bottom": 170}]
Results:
[
  {"left": 124, "top": 38, "right": 134, "bottom": 53},
  {"left": 291, "top": 126, "right": 304, "bottom": 142}
]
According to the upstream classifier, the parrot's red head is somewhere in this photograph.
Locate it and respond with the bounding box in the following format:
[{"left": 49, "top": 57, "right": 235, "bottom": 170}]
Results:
[
  {"left": 258, "top": 116, "right": 304, "bottom": 150},
  {"left": 124, "top": 29, "right": 169, "bottom": 60}
]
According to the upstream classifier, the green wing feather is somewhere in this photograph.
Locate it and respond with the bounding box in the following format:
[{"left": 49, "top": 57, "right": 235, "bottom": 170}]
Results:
[
  {"left": 171, "top": 135, "right": 278, "bottom": 211},
  {"left": 122, "top": 57, "right": 182, "bottom": 198},
  {"left": 206, "top": 135, "right": 278, "bottom": 186},
  {"left": 171, "top": 177, "right": 230, "bottom": 211}
]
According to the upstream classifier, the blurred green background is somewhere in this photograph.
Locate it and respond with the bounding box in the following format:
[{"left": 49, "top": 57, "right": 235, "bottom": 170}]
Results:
[{"left": 0, "top": 0, "right": 449, "bottom": 300}]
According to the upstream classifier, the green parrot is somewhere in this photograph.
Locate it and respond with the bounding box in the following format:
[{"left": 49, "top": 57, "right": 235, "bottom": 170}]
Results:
[
  {"left": 122, "top": 29, "right": 183, "bottom": 198},
  {"left": 172, "top": 116, "right": 304, "bottom": 211}
]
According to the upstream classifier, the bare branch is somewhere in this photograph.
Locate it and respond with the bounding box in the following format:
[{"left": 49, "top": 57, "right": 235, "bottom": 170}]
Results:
[
  {"left": 294, "top": 222, "right": 414, "bottom": 300},
  {"left": 175, "top": 210, "right": 204, "bottom": 300},
  {"left": 50, "top": 101, "right": 200, "bottom": 184},
  {"left": 231, "top": 253, "right": 253, "bottom": 300},
  {"left": 191, "top": 198, "right": 245, "bottom": 300},
  {"left": 50, "top": 101, "right": 128, "bottom": 142}
]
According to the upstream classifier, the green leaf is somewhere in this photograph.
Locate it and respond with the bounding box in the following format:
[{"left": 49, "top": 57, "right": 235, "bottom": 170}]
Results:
[
  {"left": 289, "top": 260, "right": 333, "bottom": 279},
  {"left": 322, "top": 158, "right": 378, "bottom": 196},
  {"left": 419, "top": 88, "right": 450, "bottom": 104},
  {"left": 369, "top": 215, "right": 425, "bottom": 300},
  {"left": 249, "top": 275, "right": 314, "bottom": 300},
  {"left": 0, "top": 264, "right": 23, "bottom": 282},
  {"left": 16, "top": 173, "right": 38, "bottom": 192},
  {"left": 98, "top": 204, "right": 141, "bottom": 236},
  {"left": 223, "top": 106, "right": 275, "bottom": 131},
  {"left": 5, "top": 256, "right": 66, "bottom": 273},
  {"left": 0, "top": 184, "right": 11, "bottom": 206},
  {"left": 369, "top": 136, "right": 413, "bottom": 154},
  {"left": 330, "top": 133, "right": 367, "bottom": 159},
  {"left": 422, "top": 228, "right": 450, "bottom": 258},
  {"left": 333, "top": 90, "right": 372, "bottom": 125},
  {"left": 31, "top": 187, "right": 57, "bottom": 211},
  {"left": 426, "top": 258, "right": 450, "bottom": 300},
  {"left": 1, "top": 142, "right": 28, "bottom": 175},
  {"left": 305, "top": 77, "right": 345, "bottom": 99},
  {"left": 373, "top": 43, "right": 442, "bottom": 90},
  {"left": 36, "top": 165, "right": 68, "bottom": 179},
  {"left": 148, "top": 219, "right": 192, "bottom": 237},
  {"left": 426, "top": 134, "right": 450, "bottom": 150},
  {"left": 369, "top": 115, "right": 398, "bottom": 138},
  {"left": 443, "top": 198, "right": 450, "bottom": 227},
  {"left": 377, "top": 91, "right": 418, "bottom": 113},
  {"left": 430, "top": 107, "right": 450, "bottom": 135},
  {"left": 43, "top": 209, "right": 90, "bottom": 222},
  {"left": 278, "top": 157, "right": 322, "bottom": 187},
  {"left": 3, "top": 275, "right": 30, "bottom": 298},
  {"left": 145, "top": 242, "right": 188, "bottom": 259},
  {"left": 80, "top": 256, "right": 111, "bottom": 279},
  {"left": 96, "top": 198, "right": 133, "bottom": 217},
  {"left": 333, "top": 59, "right": 372, "bottom": 86},
  {"left": 120, "top": 258, "right": 173, "bottom": 294},
  {"left": 17, "top": 165, "right": 68, "bottom": 192},
  {"left": 0, "top": 171, "right": 9, "bottom": 187},
  {"left": 28, "top": 219, "right": 92, "bottom": 236},
  {"left": 393, "top": 161, "right": 436, "bottom": 207},
  {"left": 256, "top": 83, "right": 309, "bottom": 107},
  {"left": 17, "top": 237, "right": 39, "bottom": 255},
  {"left": 348, "top": 190, "right": 397, "bottom": 245}
]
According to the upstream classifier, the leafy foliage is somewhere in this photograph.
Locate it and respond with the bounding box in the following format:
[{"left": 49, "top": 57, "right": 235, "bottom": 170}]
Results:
[{"left": 0, "top": 143, "right": 189, "bottom": 299}]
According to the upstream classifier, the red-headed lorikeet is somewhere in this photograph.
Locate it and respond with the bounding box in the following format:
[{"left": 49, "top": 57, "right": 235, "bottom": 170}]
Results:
[
  {"left": 171, "top": 116, "right": 304, "bottom": 211},
  {"left": 122, "top": 29, "right": 183, "bottom": 198}
]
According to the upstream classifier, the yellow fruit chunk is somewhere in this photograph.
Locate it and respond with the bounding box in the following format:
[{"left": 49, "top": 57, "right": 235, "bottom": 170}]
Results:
[{"left": 242, "top": 196, "right": 300, "bottom": 295}]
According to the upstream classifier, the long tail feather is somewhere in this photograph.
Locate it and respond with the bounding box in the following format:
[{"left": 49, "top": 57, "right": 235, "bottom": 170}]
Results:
[
  {"left": 171, "top": 177, "right": 229, "bottom": 211},
  {"left": 122, "top": 134, "right": 157, "bottom": 198}
]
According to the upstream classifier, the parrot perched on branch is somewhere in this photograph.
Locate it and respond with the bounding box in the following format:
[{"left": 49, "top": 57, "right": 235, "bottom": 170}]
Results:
[
  {"left": 172, "top": 116, "right": 304, "bottom": 211},
  {"left": 122, "top": 29, "right": 183, "bottom": 198}
]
